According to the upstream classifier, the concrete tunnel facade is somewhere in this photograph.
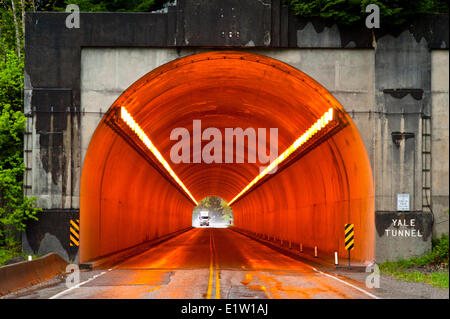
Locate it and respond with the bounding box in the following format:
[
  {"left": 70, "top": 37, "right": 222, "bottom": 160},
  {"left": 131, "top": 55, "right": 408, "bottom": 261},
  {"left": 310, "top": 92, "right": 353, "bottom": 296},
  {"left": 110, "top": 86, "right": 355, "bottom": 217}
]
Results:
[{"left": 80, "top": 51, "right": 375, "bottom": 264}]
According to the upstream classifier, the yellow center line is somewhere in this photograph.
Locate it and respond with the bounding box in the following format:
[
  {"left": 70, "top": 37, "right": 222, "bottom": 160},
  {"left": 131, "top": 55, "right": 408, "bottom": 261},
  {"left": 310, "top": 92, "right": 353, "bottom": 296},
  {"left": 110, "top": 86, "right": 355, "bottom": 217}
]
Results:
[
  {"left": 206, "top": 229, "right": 221, "bottom": 299},
  {"left": 212, "top": 230, "right": 220, "bottom": 299},
  {"left": 145, "top": 285, "right": 162, "bottom": 293},
  {"left": 206, "top": 229, "right": 214, "bottom": 299}
]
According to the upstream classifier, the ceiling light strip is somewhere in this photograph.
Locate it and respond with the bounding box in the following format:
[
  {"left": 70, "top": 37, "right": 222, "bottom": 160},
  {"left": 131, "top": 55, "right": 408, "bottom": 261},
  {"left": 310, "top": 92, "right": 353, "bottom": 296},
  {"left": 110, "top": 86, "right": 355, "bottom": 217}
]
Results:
[
  {"left": 120, "top": 107, "right": 199, "bottom": 206},
  {"left": 228, "top": 107, "right": 335, "bottom": 206}
]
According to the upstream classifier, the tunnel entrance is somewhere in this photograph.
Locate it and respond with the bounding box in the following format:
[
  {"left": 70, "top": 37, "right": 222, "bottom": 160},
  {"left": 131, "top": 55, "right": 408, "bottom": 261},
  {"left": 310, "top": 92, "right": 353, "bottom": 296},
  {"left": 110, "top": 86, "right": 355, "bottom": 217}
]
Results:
[
  {"left": 80, "top": 51, "right": 375, "bottom": 265},
  {"left": 192, "top": 197, "right": 234, "bottom": 228}
]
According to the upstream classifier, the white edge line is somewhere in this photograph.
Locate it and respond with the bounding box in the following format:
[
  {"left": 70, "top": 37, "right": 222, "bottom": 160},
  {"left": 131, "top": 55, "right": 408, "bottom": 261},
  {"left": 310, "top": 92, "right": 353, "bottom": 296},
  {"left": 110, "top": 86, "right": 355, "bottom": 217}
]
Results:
[
  {"left": 49, "top": 269, "right": 111, "bottom": 299},
  {"left": 311, "top": 267, "right": 381, "bottom": 299}
]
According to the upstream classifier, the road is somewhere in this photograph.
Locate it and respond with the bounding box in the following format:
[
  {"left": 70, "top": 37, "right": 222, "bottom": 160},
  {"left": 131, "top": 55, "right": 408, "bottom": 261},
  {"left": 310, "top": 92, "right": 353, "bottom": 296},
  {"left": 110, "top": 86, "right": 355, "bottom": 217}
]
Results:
[{"left": 16, "top": 228, "right": 378, "bottom": 299}]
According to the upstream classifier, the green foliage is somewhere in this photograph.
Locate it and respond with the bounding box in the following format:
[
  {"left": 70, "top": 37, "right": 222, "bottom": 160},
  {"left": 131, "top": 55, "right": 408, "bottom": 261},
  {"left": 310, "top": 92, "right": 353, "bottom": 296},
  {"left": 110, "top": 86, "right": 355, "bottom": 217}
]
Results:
[
  {"left": 379, "top": 234, "right": 449, "bottom": 288},
  {"left": 0, "top": 46, "right": 40, "bottom": 249},
  {"left": 285, "top": 0, "right": 449, "bottom": 25},
  {"left": 194, "top": 196, "right": 233, "bottom": 224},
  {"left": 47, "top": 0, "right": 174, "bottom": 12},
  {"left": 430, "top": 234, "right": 449, "bottom": 265},
  {"left": 380, "top": 268, "right": 448, "bottom": 288},
  {"left": 66, "top": 0, "right": 156, "bottom": 12},
  {"left": 0, "top": 245, "right": 20, "bottom": 265},
  {"left": 0, "top": 246, "right": 39, "bottom": 266},
  {"left": 382, "top": 234, "right": 449, "bottom": 268},
  {"left": 219, "top": 200, "right": 233, "bottom": 223},
  {"left": 0, "top": 5, "right": 18, "bottom": 57},
  {"left": 0, "top": 49, "right": 23, "bottom": 110}
]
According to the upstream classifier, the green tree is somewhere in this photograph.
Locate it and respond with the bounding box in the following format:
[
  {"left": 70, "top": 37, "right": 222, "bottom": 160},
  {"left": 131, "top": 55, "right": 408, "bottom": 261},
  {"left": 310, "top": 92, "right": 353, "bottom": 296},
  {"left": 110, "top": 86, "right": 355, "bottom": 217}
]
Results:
[
  {"left": 0, "top": 104, "right": 39, "bottom": 248},
  {"left": 0, "top": 18, "right": 40, "bottom": 249},
  {"left": 285, "top": 0, "right": 449, "bottom": 26},
  {"left": 47, "top": 0, "right": 171, "bottom": 12},
  {"left": 193, "top": 197, "right": 233, "bottom": 224}
]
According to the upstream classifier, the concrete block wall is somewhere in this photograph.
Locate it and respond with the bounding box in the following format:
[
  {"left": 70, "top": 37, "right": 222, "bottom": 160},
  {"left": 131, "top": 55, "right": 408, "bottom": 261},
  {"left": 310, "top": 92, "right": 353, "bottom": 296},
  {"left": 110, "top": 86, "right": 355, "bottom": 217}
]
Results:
[
  {"left": 22, "top": 1, "right": 448, "bottom": 262},
  {"left": 79, "top": 45, "right": 447, "bottom": 262},
  {"left": 431, "top": 50, "right": 449, "bottom": 236}
]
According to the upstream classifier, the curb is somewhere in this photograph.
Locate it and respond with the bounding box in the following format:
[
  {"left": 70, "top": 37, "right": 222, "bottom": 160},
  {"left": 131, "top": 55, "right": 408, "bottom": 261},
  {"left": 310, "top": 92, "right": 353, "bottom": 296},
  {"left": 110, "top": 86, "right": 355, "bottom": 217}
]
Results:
[
  {"left": 0, "top": 253, "right": 68, "bottom": 296},
  {"left": 230, "top": 227, "right": 368, "bottom": 271}
]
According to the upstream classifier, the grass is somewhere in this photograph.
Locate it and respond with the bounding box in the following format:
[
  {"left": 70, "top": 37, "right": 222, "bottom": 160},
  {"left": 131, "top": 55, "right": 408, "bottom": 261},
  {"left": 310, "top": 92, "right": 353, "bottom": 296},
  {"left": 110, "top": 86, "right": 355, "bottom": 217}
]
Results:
[
  {"left": 0, "top": 246, "right": 21, "bottom": 266},
  {"left": 380, "top": 262, "right": 449, "bottom": 288},
  {"left": 379, "top": 234, "right": 449, "bottom": 289},
  {"left": 0, "top": 246, "right": 39, "bottom": 266}
]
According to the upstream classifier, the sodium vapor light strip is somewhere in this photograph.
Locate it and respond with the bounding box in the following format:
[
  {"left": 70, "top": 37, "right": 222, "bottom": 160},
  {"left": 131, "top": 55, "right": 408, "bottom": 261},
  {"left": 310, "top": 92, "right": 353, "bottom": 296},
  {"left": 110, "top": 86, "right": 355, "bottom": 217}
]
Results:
[
  {"left": 228, "top": 107, "right": 335, "bottom": 206},
  {"left": 120, "top": 107, "right": 199, "bottom": 206}
]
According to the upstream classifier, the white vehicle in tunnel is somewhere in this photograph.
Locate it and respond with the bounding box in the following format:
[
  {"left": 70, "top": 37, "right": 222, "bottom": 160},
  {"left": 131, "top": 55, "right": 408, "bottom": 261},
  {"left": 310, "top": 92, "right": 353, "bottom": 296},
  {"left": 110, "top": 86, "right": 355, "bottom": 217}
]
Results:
[{"left": 199, "top": 210, "right": 210, "bottom": 227}]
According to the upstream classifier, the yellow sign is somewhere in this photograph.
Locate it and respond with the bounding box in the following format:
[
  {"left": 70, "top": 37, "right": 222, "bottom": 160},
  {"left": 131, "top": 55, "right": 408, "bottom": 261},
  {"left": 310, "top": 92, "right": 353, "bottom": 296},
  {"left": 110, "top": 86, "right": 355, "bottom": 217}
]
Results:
[
  {"left": 70, "top": 219, "right": 80, "bottom": 247},
  {"left": 345, "top": 223, "right": 354, "bottom": 250}
]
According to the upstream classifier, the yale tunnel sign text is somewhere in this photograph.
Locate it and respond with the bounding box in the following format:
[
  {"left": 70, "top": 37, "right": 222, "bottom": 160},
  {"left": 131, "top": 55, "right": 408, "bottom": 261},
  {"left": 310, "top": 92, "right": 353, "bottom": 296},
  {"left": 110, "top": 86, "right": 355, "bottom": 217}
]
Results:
[{"left": 385, "top": 219, "right": 424, "bottom": 238}]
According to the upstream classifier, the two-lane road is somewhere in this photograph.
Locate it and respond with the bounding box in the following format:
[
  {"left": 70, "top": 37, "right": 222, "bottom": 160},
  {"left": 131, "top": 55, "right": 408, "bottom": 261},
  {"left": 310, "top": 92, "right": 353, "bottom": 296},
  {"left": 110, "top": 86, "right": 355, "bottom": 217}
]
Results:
[{"left": 22, "top": 228, "right": 378, "bottom": 299}]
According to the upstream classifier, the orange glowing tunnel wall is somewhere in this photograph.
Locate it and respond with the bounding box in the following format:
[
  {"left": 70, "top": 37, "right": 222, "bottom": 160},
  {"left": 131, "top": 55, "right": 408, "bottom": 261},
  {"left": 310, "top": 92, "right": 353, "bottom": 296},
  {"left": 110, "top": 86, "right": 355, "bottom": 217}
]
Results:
[
  {"left": 232, "top": 124, "right": 375, "bottom": 263},
  {"left": 80, "top": 51, "right": 374, "bottom": 264}
]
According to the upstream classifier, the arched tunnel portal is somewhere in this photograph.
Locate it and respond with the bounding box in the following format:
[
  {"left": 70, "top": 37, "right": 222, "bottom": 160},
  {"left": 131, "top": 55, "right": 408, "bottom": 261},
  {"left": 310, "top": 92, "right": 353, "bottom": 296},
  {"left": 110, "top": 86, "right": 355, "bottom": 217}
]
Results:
[{"left": 80, "top": 51, "right": 375, "bottom": 264}]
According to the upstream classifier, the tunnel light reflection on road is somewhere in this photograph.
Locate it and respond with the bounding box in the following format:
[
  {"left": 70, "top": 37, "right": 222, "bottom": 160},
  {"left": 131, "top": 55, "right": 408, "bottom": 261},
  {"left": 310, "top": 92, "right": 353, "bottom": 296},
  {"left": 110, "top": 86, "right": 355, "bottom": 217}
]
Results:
[
  {"left": 120, "top": 107, "right": 199, "bottom": 205},
  {"left": 228, "top": 108, "right": 335, "bottom": 206}
]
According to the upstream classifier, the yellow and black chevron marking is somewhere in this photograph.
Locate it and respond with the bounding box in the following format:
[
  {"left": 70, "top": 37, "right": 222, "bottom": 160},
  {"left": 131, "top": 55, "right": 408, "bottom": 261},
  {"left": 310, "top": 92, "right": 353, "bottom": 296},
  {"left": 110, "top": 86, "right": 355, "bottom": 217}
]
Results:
[
  {"left": 70, "top": 219, "right": 80, "bottom": 247},
  {"left": 344, "top": 223, "right": 354, "bottom": 251}
]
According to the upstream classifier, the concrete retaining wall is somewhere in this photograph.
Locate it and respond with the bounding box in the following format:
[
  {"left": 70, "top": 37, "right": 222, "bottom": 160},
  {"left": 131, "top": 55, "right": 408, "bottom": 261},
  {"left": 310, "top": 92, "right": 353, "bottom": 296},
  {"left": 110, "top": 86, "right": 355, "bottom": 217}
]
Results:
[
  {"left": 431, "top": 50, "right": 449, "bottom": 236},
  {"left": 23, "top": 0, "right": 449, "bottom": 263},
  {"left": 0, "top": 253, "right": 68, "bottom": 296}
]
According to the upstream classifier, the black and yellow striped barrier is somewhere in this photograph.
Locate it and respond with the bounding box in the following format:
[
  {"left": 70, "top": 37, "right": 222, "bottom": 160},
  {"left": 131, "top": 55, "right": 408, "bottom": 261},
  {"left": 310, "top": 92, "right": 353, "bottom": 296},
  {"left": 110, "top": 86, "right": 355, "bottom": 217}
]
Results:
[
  {"left": 70, "top": 219, "right": 80, "bottom": 247},
  {"left": 344, "top": 223, "right": 354, "bottom": 269},
  {"left": 344, "top": 223, "right": 354, "bottom": 251}
]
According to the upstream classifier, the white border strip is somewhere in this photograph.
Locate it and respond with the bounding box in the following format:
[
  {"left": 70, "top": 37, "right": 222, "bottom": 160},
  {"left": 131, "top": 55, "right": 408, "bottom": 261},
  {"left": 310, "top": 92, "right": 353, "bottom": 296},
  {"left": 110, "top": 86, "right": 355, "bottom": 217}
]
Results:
[
  {"left": 311, "top": 267, "right": 381, "bottom": 299},
  {"left": 49, "top": 269, "right": 111, "bottom": 299}
]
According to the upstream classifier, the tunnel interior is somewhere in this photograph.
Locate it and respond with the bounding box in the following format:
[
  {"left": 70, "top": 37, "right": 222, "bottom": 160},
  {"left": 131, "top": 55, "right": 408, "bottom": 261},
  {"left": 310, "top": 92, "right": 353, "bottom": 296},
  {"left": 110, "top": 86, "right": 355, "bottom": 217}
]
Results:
[{"left": 80, "top": 51, "right": 375, "bottom": 264}]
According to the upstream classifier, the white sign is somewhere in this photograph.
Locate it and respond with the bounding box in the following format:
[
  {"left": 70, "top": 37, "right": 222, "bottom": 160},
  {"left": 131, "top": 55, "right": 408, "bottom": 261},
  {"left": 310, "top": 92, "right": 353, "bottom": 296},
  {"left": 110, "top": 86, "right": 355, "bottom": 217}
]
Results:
[{"left": 397, "top": 193, "right": 410, "bottom": 211}]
